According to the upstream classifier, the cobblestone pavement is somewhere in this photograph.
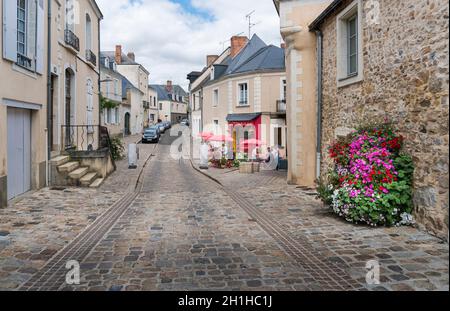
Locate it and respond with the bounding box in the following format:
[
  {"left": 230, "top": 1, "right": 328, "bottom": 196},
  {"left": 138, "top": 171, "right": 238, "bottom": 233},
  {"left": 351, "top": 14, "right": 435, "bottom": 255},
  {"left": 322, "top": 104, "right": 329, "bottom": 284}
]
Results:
[
  {"left": 194, "top": 163, "right": 449, "bottom": 291},
  {"left": 0, "top": 135, "right": 154, "bottom": 290},
  {"left": 1, "top": 129, "right": 448, "bottom": 291}
]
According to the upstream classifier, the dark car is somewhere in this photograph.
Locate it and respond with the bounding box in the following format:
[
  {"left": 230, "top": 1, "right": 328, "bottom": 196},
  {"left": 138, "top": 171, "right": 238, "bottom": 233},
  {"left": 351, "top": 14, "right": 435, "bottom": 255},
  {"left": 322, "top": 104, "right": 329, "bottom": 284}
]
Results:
[
  {"left": 163, "top": 121, "right": 172, "bottom": 130},
  {"left": 180, "top": 119, "right": 190, "bottom": 126},
  {"left": 142, "top": 128, "right": 160, "bottom": 144}
]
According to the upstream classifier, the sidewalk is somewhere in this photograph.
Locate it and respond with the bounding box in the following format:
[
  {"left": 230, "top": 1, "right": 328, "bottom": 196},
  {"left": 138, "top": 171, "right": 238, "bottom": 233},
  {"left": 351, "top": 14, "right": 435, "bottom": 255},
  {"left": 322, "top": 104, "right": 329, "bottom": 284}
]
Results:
[
  {"left": 0, "top": 135, "right": 154, "bottom": 290},
  {"left": 191, "top": 160, "right": 449, "bottom": 291}
]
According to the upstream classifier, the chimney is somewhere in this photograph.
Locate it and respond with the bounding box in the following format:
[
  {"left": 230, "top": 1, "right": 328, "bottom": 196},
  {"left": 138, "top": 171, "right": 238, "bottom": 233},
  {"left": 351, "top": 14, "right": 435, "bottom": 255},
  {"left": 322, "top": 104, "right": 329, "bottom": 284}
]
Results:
[
  {"left": 115, "top": 45, "right": 122, "bottom": 65},
  {"left": 207, "top": 55, "right": 219, "bottom": 67},
  {"left": 127, "top": 52, "right": 135, "bottom": 61},
  {"left": 281, "top": 42, "right": 286, "bottom": 49},
  {"left": 166, "top": 80, "right": 173, "bottom": 92},
  {"left": 230, "top": 36, "right": 248, "bottom": 58}
]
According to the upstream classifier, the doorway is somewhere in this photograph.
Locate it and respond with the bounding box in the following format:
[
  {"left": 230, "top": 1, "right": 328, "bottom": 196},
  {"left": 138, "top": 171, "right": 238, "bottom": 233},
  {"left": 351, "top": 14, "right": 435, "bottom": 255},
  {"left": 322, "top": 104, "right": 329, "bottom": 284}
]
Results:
[
  {"left": 7, "top": 107, "right": 31, "bottom": 200},
  {"left": 124, "top": 112, "right": 131, "bottom": 135}
]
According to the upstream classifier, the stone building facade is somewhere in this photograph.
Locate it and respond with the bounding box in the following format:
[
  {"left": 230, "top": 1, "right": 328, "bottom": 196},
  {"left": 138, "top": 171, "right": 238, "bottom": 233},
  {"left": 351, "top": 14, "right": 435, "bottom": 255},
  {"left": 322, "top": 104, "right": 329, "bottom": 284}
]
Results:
[{"left": 311, "top": 0, "right": 449, "bottom": 239}]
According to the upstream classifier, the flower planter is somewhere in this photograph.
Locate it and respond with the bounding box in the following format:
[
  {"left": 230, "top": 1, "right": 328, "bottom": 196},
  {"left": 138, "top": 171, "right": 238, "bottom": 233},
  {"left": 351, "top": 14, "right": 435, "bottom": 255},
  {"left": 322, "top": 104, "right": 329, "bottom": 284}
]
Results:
[{"left": 239, "top": 162, "right": 254, "bottom": 174}]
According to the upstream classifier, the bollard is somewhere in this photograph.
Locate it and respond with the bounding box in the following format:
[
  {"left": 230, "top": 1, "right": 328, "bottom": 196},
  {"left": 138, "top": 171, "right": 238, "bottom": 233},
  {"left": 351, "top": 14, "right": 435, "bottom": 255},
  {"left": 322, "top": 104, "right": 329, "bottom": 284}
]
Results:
[
  {"left": 128, "top": 143, "right": 138, "bottom": 169},
  {"left": 199, "top": 143, "right": 209, "bottom": 170}
]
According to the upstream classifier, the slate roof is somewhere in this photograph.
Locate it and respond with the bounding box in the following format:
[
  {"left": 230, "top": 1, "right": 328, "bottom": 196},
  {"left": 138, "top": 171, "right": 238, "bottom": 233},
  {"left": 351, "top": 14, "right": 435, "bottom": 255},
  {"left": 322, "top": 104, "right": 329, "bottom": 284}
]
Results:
[
  {"left": 206, "top": 34, "right": 285, "bottom": 85},
  {"left": 122, "top": 76, "right": 142, "bottom": 98},
  {"left": 149, "top": 84, "right": 188, "bottom": 103}
]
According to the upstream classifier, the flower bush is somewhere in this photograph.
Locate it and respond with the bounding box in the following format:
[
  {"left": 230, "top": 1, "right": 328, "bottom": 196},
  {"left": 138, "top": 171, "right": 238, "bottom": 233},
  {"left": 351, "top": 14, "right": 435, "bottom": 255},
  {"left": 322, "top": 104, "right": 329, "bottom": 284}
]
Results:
[{"left": 318, "top": 123, "right": 415, "bottom": 227}]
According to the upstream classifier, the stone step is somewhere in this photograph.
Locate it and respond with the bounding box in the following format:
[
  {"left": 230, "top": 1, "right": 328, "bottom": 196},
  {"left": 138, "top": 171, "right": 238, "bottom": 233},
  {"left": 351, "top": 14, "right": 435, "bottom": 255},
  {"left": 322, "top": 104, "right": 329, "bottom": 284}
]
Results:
[
  {"left": 58, "top": 161, "right": 79, "bottom": 173},
  {"left": 69, "top": 167, "right": 89, "bottom": 180},
  {"left": 51, "top": 156, "right": 70, "bottom": 166},
  {"left": 80, "top": 172, "right": 98, "bottom": 186},
  {"left": 90, "top": 178, "right": 105, "bottom": 188}
]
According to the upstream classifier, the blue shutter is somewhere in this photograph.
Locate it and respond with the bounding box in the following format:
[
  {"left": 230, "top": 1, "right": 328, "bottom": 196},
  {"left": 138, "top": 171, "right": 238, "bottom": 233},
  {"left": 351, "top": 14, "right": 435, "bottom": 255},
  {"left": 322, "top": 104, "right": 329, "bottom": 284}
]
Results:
[
  {"left": 3, "top": 0, "right": 18, "bottom": 62},
  {"left": 35, "top": 0, "right": 45, "bottom": 74}
]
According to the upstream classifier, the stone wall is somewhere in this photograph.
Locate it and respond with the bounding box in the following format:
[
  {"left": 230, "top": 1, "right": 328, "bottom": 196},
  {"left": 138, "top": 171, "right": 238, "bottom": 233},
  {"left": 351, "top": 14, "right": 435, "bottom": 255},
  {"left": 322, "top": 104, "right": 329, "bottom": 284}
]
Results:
[{"left": 319, "top": 0, "right": 449, "bottom": 239}]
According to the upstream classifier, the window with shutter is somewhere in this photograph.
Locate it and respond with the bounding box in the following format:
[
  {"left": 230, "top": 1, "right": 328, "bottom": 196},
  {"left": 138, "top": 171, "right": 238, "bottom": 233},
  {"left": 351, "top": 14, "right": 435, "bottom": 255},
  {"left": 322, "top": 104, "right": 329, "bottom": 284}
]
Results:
[
  {"left": 3, "top": 0, "right": 18, "bottom": 62},
  {"left": 35, "top": 0, "right": 45, "bottom": 74}
]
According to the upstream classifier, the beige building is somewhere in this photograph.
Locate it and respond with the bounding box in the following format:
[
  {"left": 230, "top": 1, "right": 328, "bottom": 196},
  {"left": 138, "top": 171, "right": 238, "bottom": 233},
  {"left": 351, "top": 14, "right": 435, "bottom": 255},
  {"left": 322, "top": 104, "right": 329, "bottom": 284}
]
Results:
[
  {"left": 99, "top": 55, "right": 124, "bottom": 137},
  {"left": 187, "top": 51, "right": 231, "bottom": 139},
  {"left": 148, "top": 86, "right": 159, "bottom": 125},
  {"left": 274, "top": 0, "right": 331, "bottom": 186},
  {"left": 48, "top": 0, "right": 103, "bottom": 153},
  {"left": 151, "top": 81, "right": 188, "bottom": 123},
  {"left": 101, "top": 46, "right": 149, "bottom": 135},
  {"left": 0, "top": 0, "right": 49, "bottom": 206},
  {"left": 275, "top": 0, "right": 449, "bottom": 239},
  {"left": 1, "top": 0, "right": 103, "bottom": 206},
  {"left": 201, "top": 35, "right": 287, "bottom": 158}
]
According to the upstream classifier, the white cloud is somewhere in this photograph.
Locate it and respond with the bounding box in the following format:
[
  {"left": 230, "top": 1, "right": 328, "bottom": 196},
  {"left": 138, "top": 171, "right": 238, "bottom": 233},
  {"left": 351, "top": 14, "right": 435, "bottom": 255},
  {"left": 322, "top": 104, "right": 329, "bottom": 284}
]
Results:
[{"left": 96, "top": 0, "right": 281, "bottom": 90}]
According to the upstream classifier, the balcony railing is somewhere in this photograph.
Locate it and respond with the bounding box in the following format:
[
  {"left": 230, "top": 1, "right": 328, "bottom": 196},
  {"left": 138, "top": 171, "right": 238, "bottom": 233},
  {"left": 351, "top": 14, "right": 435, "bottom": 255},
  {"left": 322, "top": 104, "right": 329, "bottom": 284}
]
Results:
[
  {"left": 64, "top": 29, "right": 80, "bottom": 52},
  {"left": 86, "top": 49, "right": 97, "bottom": 66},
  {"left": 277, "top": 100, "right": 287, "bottom": 113},
  {"left": 16, "top": 53, "right": 33, "bottom": 70}
]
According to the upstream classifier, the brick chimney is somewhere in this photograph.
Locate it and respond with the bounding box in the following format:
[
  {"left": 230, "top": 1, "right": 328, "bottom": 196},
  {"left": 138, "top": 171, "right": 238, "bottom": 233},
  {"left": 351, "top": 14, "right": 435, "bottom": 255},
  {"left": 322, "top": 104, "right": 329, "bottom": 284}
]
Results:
[
  {"left": 207, "top": 55, "right": 219, "bottom": 67},
  {"left": 166, "top": 80, "right": 173, "bottom": 92},
  {"left": 115, "top": 45, "right": 122, "bottom": 65},
  {"left": 127, "top": 52, "right": 135, "bottom": 61},
  {"left": 230, "top": 36, "right": 248, "bottom": 58}
]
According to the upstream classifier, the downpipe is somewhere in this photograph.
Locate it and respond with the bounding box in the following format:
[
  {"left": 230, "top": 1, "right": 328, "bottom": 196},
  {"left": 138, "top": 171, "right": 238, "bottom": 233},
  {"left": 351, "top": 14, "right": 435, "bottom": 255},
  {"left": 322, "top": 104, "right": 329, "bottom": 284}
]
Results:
[
  {"left": 315, "top": 30, "right": 323, "bottom": 180},
  {"left": 46, "top": 0, "right": 52, "bottom": 187}
]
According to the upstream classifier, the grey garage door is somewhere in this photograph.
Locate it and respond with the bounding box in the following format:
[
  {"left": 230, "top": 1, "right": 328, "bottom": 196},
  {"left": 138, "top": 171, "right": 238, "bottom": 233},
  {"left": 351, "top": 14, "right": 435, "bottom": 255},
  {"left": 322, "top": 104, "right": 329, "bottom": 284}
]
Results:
[{"left": 7, "top": 107, "right": 31, "bottom": 200}]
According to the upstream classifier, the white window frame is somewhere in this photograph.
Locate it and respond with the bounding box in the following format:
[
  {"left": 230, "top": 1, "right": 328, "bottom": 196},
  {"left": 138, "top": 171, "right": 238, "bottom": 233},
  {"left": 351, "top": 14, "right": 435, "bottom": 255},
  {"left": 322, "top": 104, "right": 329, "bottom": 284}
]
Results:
[
  {"left": 213, "top": 119, "right": 220, "bottom": 135},
  {"left": 213, "top": 88, "right": 219, "bottom": 108},
  {"left": 237, "top": 81, "right": 249, "bottom": 107},
  {"left": 336, "top": 0, "right": 363, "bottom": 88}
]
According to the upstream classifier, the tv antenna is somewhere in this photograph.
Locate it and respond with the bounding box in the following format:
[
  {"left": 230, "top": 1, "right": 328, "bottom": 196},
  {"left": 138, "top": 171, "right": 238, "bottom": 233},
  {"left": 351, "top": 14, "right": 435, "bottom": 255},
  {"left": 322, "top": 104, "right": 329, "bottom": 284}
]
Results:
[{"left": 246, "top": 10, "right": 260, "bottom": 38}]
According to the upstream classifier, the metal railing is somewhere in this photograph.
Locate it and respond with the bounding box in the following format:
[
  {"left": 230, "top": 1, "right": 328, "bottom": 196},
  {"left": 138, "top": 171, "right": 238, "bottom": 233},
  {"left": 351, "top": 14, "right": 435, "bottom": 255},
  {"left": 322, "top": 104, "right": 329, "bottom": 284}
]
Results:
[
  {"left": 64, "top": 29, "right": 80, "bottom": 52},
  {"left": 61, "top": 125, "right": 103, "bottom": 152},
  {"left": 16, "top": 53, "right": 33, "bottom": 70},
  {"left": 61, "top": 125, "right": 116, "bottom": 169},
  {"left": 86, "top": 49, "right": 97, "bottom": 66},
  {"left": 277, "top": 99, "right": 287, "bottom": 113}
]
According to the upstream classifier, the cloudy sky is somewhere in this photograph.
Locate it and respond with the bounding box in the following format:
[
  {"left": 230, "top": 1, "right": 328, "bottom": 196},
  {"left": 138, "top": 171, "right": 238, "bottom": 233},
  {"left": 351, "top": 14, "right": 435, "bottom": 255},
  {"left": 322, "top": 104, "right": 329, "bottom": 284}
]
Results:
[{"left": 96, "top": 0, "right": 281, "bottom": 90}]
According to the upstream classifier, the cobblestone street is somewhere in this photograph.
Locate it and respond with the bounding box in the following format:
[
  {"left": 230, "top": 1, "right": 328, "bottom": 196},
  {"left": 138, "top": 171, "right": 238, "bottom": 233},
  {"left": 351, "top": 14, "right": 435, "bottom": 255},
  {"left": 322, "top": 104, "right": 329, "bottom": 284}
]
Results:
[{"left": 0, "top": 129, "right": 448, "bottom": 291}]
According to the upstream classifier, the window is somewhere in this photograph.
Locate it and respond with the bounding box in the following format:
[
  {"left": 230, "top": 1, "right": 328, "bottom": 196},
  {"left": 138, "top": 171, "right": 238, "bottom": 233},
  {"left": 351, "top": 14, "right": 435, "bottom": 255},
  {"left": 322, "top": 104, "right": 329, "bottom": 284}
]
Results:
[
  {"left": 114, "top": 79, "right": 119, "bottom": 96},
  {"left": 213, "top": 120, "right": 219, "bottom": 135},
  {"left": 337, "top": 0, "right": 363, "bottom": 87},
  {"left": 213, "top": 89, "right": 219, "bottom": 107},
  {"left": 115, "top": 108, "right": 119, "bottom": 124},
  {"left": 238, "top": 83, "right": 248, "bottom": 106},
  {"left": 347, "top": 15, "right": 358, "bottom": 75},
  {"left": 17, "top": 0, "right": 27, "bottom": 58},
  {"left": 65, "top": 0, "right": 74, "bottom": 31},
  {"left": 85, "top": 14, "right": 92, "bottom": 51},
  {"left": 281, "top": 79, "right": 287, "bottom": 101},
  {"left": 159, "top": 103, "right": 163, "bottom": 110}
]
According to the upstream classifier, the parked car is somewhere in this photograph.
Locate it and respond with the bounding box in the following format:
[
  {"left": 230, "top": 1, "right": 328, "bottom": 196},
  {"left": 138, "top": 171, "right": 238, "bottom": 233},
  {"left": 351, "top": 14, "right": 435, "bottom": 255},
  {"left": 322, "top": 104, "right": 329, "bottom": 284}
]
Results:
[
  {"left": 142, "top": 128, "right": 160, "bottom": 144},
  {"left": 157, "top": 123, "right": 166, "bottom": 134},
  {"left": 180, "top": 119, "right": 190, "bottom": 126},
  {"left": 163, "top": 121, "right": 172, "bottom": 130}
]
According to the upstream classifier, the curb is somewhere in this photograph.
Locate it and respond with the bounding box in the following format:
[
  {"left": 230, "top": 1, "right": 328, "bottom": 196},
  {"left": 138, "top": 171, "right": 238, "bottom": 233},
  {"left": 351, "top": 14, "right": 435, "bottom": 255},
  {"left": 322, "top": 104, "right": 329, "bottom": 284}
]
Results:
[{"left": 189, "top": 159, "right": 223, "bottom": 187}]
